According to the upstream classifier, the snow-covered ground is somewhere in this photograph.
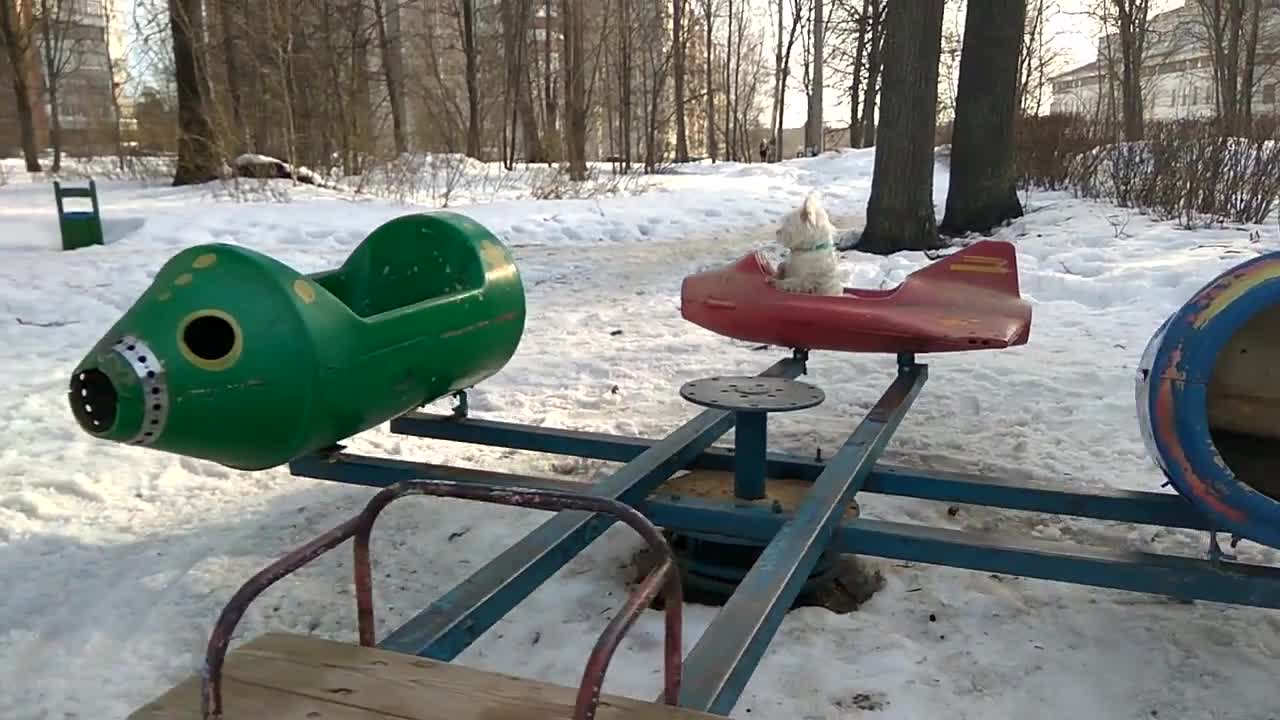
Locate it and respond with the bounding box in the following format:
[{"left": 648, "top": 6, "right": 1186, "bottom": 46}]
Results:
[{"left": 1, "top": 150, "right": 1278, "bottom": 720}]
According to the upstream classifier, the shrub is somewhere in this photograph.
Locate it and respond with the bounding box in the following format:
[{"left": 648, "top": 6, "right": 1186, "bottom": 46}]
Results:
[
  {"left": 1070, "top": 119, "right": 1280, "bottom": 228},
  {"left": 1014, "top": 114, "right": 1107, "bottom": 192}
]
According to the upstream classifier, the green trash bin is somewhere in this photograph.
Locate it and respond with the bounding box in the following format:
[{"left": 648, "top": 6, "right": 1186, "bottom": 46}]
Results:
[{"left": 54, "top": 179, "right": 105, "bottom": 251}]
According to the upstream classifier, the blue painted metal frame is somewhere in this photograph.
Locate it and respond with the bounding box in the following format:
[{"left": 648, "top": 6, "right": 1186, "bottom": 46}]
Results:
[
  {"left": 367, "top": 353, "right": 806, "bottom": 660},
  {"left": 676, "top": 355, "right": 927, "bottom": 714},
  {"left": 732, "top": 412, "right": 768, "bottom": 501},
  {"left": 641, "top": 496, "right": 1280, "bottom": 608},
  {"left": 291, "top": 453, "right": 1280, "bottom": 612},
  {"left": 389, "top": 414, "right": 1217, "bottom": 533},
  {"left": 283, "top": 344, "right": 1280, "bottom": 717}
]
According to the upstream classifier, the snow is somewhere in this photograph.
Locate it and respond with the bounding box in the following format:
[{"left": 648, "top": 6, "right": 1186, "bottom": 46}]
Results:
[{"left": 1, "top": 149, "right": 1278, "bottom": 720}]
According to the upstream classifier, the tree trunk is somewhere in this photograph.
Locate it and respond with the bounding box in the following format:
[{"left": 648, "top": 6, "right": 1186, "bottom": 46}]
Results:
[
  {"left": 218, "top": 0, "right": 244, "bottom": 151},
  {"left": 725, "top": 0, "right": 734, "bottom": 160},
  {"left": 170, "top": 0, "right": 218, "bottom": 185},
  {"left": 1225, "top": 0, "right": 1242, "bottom": 127},
  {"left": 103, "top": 0, "right": 127, "bottom": 171},
  {"left": 0, "top": 0, "right": 41, "bottom": 171},
  {"left": 372, "top": 0, "right": 407, "bottom": 154},
  {"left": 544, "top": 0, "right": 556, "bottom": 154},
  {"left": 518, "top": 2, "right": 546, "bottom": 163},
  {"left": 775, "top": 0, "right": 802, "bottom": 157},
  {"left": 621, "top": 0, "right": 633, "bottom": 169},
  {"left": 805, "top": 0, "right": 823, "bottom": 154},
  {"left": 48, "top": 82, "right": 62, "bottom": 172},
  {"left": 860, "top": 0, "right": 883, "bottom": 147},
  {"left": 770, "top": 0, "right": 783, "bottom": 153},
  {"left": 704, "top": 0, "right": 716, "bottom": 161},
  {"left": 1242, "top": 0, "right": 1261, "bottom": 126},
  {"left": 849, "top": 0, "right": 869, "bottom": 148},
  {"left": 860, "top": 0, "right": 946, "bottom": 254},
  {"left": 673, "top": 0, "right": 688, "bottom": 161},
  {"left": 562, "top": 0, "right": 588, "bottom": 179},
  {"left": 940, "top": 0, "right": 1026, "bottom": 236},
  {"left": 461, "top": 0, "right": 481, "bottom": 158},
  {"left": 38, "top": 0, "right": 61, "bottom": 172},
  {"left": 1114, "top": 0, "right": 1148, "bottom": 142}
]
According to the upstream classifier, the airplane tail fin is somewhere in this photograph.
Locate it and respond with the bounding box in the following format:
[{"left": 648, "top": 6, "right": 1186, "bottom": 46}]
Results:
[{"left": 908, "top": 240, "right": 1021, "bottom": 297}]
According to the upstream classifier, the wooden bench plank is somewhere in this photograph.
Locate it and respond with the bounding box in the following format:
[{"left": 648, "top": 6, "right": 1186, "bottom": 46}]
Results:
[
  {"left": 130, "top": 633, "right": 718, "bottom": 720},
  {"left": 130, "top": 673, "right": 391, "bottom": 720}
]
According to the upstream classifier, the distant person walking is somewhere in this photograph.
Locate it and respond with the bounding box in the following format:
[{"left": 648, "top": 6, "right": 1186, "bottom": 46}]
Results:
[{"left": 759, "top": 139, "right": 769, "bottom": 164}]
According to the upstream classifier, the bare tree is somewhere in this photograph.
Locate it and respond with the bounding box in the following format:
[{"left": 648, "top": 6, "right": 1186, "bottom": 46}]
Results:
[
  {"left": 861, "top": 0, "right": 947, "bottom": 253},
  {"left": 102, "top": 0, "right": 131, "bottom": 169},
  {"left": 1093, "top": 0, "right": 1152, "bottom": 141},
  {"left": 616, "top": 0, "right": 635, "bottom": 168},
  {"left": 460, "top": 0, "right": 481, "bottom": 157},
  {"left": 501, "top": 0, "right": 545, "bottom": 165},
  {"left": 859, "top": 0, "right": 884, "bottom": 146},
  {"left": 941, "top": 0, "right": 1026, "bottom": 235},
  {"left": 847, "top": 0, "right": 869, "bottom": 147},
  {"left": 170, "top": 0, "right": 218, "bottom": 184},
  {"left": 372, "top": 0, "right": 407, "bottom": 154},
  {"left": 212, "top": 0, "right": 245, "bottom": 152},
  {"left": 937, "top": 1, "right": 964, "bottom": 124},
  {"left": 1191, "top": 0, "right": 1268, "bottom": 132},
  {"left": 770, "top": 0, "right": 806, "bottom": 155},
  {"left": 820, "top": 0, "right": 876, "bottom": 147},
  {"left": 561, "top": 0, "right": 587, "bottom": 178},
  {"left": 543, "top": 0, "right": 557, "bottom": 157},
  {"left": 673, "top": 0, "right": 689, "bottom": 161},
  {"left": 724, "top": 0, "right": 735, "bottom": 159},
  {"left": 1018, "top": 0, "right": 1067, "bottom": 116},
  {"left": 805, "top": 0, "right": 823, "bottom": 154},
  {"left": 37, "top": 0, "right": 93, "bottom": 171},
  {"left": 0, "top": 0, "right": 42, "bottom": 171},
  {"left": 641, "top": 0, "right": 673, "bottom": 170},
  {"left": 702, "top": 0, "right": 718, "bottom": 161}
]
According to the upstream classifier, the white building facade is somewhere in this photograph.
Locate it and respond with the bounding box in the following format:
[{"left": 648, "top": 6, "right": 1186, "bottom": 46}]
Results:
[{"left": 1050, "top": 3, "right": 1280, "bottom": 122}]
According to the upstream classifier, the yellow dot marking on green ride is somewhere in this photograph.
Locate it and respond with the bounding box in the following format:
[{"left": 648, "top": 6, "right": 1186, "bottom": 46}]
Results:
[{"left": 293, "top": 279, "right": 317, "bottom": 304}]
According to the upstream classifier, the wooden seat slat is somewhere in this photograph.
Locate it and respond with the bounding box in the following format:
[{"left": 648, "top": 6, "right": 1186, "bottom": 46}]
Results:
[{"left": 129, "top": 633, "right": 716, "bottom": 720}]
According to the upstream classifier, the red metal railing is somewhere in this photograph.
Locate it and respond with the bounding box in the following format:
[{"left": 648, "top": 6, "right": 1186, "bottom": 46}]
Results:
[{"left": 200, "top": 479, "right": 684, "bottom": 720}]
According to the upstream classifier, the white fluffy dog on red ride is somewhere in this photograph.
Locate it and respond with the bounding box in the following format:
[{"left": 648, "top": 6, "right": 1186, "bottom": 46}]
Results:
[{"left": 769, "top": 192, "right": 844, "bottom": 296}]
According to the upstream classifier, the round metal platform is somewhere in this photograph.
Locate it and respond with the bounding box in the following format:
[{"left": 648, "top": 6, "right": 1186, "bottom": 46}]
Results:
[{"left": 679, "top": 376, "right": 825, "bottom": 413}]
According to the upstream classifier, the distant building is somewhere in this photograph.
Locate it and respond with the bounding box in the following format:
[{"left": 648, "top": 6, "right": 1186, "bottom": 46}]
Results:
[
  {"left": 0, "top": 0, "right": 126, "bottom": 157},
  {"left": 1050, "top": 3, "right": 1280, "bottom": 121},
  {"left": 0, "top": 0, "right": 46, "bottom": 156}
]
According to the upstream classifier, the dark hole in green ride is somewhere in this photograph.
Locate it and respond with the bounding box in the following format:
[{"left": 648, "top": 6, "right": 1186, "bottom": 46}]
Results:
[
  {"left": 183, "top": 314, "right": 236, "bottom": 362},
  {"left": 69, "top": 368, "right": 118, "bottom": 434}
]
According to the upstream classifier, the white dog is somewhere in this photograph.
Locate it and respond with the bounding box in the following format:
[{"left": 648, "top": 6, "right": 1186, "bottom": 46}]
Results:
[{"left": 770, "top": 192, "right": 844, "bottom": 296}]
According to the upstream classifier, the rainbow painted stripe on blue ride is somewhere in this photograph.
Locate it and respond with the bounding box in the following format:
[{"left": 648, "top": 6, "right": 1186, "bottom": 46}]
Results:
[{"left": 1136, "top": 251, "right": 1280, "bottom": 551}]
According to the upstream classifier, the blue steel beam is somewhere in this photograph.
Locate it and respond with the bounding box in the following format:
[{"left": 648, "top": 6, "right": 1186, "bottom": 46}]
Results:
[
  {"left": 375, "top": 354, "right": 806, "bottom": 660},
  {"left": 288, "top": 452, "right": 592, "bottom": 494},
  {"left": 733, "top": 412, "right": 768, "bottom": 501},
  {"left": 675, "top": 360, "right": 928, "bottom": 716},
  {"left": 289, "top": 452, "right": 1280, "bottom": 610},
  {"left": 640, "top": 495, "right": 1280, "bottom": 609},
  {"left": 392, "top": 415, "right": 1214, "bottom": 531}
]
